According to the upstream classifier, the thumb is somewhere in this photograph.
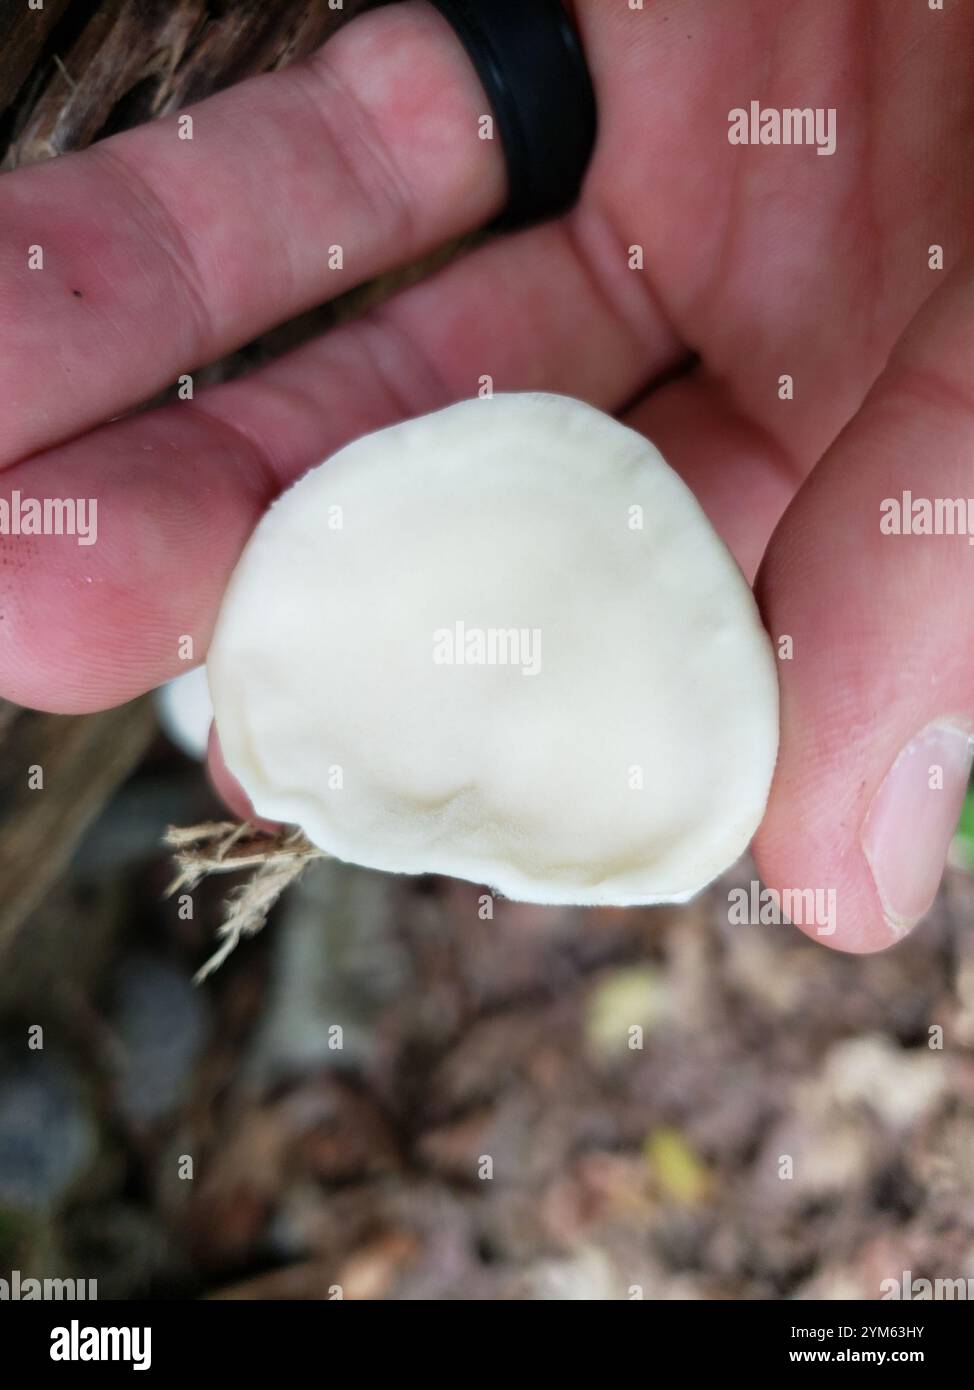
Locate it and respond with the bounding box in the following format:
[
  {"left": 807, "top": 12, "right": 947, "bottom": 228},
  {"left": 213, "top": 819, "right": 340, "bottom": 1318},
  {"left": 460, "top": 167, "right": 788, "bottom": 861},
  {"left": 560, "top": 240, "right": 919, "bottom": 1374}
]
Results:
[{"left": 754, "top": 258, "right": 974, "bottom": 952}]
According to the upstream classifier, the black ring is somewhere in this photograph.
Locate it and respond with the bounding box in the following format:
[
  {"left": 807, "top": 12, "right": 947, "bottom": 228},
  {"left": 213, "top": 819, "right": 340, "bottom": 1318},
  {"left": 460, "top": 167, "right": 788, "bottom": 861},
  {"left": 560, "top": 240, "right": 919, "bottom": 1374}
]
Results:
[{"left": 429, "top": 0, "right": 597, "bottom": 230}]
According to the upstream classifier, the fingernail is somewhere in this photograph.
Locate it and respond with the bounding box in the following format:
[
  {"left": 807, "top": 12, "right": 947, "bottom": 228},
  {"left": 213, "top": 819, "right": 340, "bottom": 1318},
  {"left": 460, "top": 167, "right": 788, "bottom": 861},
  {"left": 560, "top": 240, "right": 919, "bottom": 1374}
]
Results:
[{"left": 861, "top": 718, "right": 974, "bottom": 938}]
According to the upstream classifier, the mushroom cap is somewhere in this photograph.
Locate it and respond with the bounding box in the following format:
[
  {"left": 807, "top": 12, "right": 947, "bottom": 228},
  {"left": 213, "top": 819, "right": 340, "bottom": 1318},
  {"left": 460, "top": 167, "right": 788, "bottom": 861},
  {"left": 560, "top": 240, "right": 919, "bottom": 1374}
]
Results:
[{"left": 207, "top": 393, "right": 779, "bottom": 905}]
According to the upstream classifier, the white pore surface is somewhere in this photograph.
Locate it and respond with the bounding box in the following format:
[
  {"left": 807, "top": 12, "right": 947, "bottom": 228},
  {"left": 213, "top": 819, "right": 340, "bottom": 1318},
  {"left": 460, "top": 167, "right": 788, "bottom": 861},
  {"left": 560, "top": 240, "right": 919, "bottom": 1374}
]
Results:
[{"left": 208, "top": 394, "right": 779, "bottom": 906}]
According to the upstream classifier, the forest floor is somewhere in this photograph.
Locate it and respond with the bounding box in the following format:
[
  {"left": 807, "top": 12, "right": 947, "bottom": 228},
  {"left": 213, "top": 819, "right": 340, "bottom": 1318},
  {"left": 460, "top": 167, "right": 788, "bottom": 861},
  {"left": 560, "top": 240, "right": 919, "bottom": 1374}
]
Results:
[{"left": 2, "top": 734, "right": 973, "bottom": 1299}]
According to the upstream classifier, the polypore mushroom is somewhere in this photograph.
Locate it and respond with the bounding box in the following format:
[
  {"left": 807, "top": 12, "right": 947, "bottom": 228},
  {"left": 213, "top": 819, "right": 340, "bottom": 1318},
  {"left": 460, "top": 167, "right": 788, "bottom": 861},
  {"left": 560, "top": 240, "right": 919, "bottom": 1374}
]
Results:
[{"left": 207, "top": 393, "right": 778, "bottom": 906}]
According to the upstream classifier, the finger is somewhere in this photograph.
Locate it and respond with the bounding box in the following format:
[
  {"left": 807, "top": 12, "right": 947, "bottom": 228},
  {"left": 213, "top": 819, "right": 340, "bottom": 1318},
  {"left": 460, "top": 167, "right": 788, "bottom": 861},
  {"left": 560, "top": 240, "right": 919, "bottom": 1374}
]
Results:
[
  {"left": 201, "top": 210, "right": 682, "bottom": 478},
  {"left": 753, "top": 259, "right": 974, "bottom": 953},
  {"left": 0, "top": 0, "right": 505, "bottom": 466},
  {"left": 207, "top": 726, "right": 277, "bottom": 832},
  {"left": 0, "top": 212, "right": 679, "bottom": 715},
  {"left": 621, "top": 371, "right": 801, "bottom": 582}
]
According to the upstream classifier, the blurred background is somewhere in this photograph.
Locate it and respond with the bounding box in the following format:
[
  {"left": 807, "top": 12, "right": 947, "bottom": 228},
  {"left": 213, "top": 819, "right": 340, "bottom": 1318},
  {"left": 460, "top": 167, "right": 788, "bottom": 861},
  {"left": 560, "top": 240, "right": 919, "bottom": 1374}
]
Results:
[
  {"left": 2, "top": 0, "right": 974, "bottom": 1302},
  {"left": 4, "top": 684, "right": 974, "bottom": 1300}
]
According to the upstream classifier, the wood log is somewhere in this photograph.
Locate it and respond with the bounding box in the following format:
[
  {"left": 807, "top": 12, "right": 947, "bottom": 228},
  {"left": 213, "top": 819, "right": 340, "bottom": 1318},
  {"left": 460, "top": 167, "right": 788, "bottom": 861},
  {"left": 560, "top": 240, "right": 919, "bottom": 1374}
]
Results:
[
  {"left": 2, "top": 0, "right": 370, "bottom": 169},
  {"left": 0, "top": 698, "right": 158, "bottom": 959}
]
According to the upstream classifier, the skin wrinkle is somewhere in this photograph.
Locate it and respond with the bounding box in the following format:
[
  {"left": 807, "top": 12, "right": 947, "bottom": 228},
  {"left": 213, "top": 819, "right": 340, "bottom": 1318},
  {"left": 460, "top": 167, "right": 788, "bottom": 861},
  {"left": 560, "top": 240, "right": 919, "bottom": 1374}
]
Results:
[
  {"left": 93, "top": 143, "right": 214, "bottom": 372},
  {"left": 698, "top": 0, "right": 766, "bottom": 345},
  {"left": 853, "top": 0, "right": 888, "bottom": 375},
  {"left": 694, "top": 362, "right": 806, "bottom": 487},
  {"left": 291, "top": 55, "right": 418, "bottom": 268},
  {"left": 356, "top": 307, "right": 454, "bottom": 424},
  {"left": 181, "top": 400, "right": 283, "bottom": 514},
  {"left": 198, "top": 376, "right": 336, "bottom": 491},
  {"left": 885, "top": 361, "right": 974, "bottom": 430},
  {"left": 562, "top": 200, "right": 678, "bottom": 364}
]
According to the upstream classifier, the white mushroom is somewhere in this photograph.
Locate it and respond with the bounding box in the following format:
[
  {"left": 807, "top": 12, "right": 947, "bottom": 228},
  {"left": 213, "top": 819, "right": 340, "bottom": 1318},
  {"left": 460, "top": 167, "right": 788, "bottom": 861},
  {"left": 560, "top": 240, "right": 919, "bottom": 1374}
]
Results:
[
  {"left": 155, "top": 665, "right": 213, "bottom": 761},
  {"left": 207, "top": 393, "right": 778, "bottom": 906}
]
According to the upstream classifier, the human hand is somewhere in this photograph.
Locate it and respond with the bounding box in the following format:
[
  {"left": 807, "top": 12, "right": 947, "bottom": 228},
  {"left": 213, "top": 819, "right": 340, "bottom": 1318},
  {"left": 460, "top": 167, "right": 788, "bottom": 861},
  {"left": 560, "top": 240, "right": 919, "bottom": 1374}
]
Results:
[{"left": 1, "top": 0, "right": 971, "bottom": 951}]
